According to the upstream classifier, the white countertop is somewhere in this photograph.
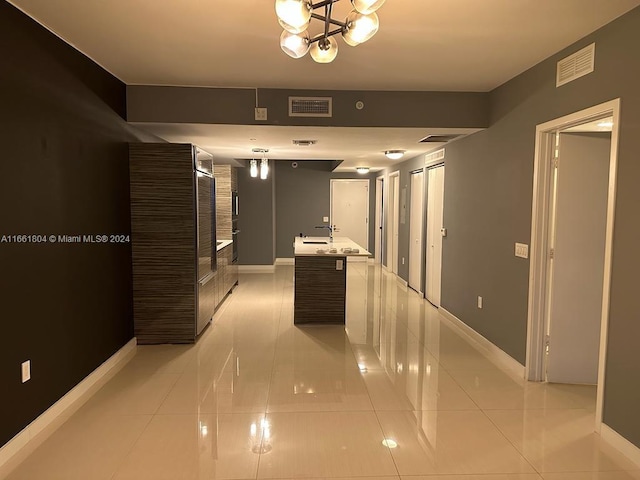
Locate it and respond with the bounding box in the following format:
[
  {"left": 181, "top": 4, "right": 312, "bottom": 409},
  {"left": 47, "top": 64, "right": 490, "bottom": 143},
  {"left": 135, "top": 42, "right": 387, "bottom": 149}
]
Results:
[
  {"left": 216, "top": 239, "right": 233, "bottom": 252},
  {"left": 293, "top": 236, "right": 371, "bottom": 257}
]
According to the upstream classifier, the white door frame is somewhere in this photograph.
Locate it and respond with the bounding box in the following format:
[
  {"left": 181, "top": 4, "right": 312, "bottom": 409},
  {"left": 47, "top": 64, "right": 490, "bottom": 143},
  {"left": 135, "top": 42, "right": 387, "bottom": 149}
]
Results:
[
  {"left": 387, "top": 171, "right": 400, "bottom": 274},
  {"left": 526, "top": 98, "right": 621, "bottom": 433},
  {"left": 330, "top": 179, "right": 370, "bottom": 249},
  {"left": 375, "top": 176, "right": 384, "bottom": 264},
  {"left": 425, "top": 164, "right": 445, "bottom": 306},
  {"left": 409, "top": 169, "right": 425, "bottom": 293}
]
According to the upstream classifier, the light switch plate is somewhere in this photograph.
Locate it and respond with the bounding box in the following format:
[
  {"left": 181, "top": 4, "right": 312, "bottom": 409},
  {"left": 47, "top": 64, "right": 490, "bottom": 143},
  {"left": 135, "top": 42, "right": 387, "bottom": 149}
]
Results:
[
  {"left": 336, "top": 259, "right": 343, "bottom": 271},
  {"left": 515, "top": 243, "right": 529, "bottom": 259},
  {"left": 254, "top": 108, "right": 268, "bottom": 121}
]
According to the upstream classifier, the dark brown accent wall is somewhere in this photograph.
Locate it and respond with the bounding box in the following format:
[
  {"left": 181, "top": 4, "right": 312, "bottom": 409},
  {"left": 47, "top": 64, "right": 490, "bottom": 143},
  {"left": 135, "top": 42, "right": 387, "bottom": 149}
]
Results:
[{"left": 0, "top": 1, "right": 158, "bottom": 448}]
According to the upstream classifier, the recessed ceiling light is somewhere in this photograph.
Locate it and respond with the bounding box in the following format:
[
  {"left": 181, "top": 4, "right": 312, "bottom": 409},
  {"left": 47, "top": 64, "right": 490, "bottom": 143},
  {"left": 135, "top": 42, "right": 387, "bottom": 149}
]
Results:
[
  {"left": 356, "top": 167, "right": 370, "bottom": 174},
  {"left": 384, "top": 150, "right": 405, "bottom": 160}
]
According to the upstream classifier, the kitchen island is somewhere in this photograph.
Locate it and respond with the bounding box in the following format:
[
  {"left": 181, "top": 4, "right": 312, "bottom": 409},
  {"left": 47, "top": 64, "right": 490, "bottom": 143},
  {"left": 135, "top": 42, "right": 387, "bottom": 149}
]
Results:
[{"left": 293, "top": 236, "right": 370, "bottom": 325}]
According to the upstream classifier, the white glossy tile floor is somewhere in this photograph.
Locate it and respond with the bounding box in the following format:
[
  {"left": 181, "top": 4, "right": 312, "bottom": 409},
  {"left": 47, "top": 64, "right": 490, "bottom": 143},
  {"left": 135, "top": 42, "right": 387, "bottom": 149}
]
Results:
[{"left": 3, "top": 263, "right": 640, "bottom": 480}]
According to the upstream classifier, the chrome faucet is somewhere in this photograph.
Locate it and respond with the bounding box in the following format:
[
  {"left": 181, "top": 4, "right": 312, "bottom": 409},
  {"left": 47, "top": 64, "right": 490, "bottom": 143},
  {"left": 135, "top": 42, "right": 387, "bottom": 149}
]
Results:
[{"left": 315, "top": 225, "right": 334, "bottom": 242}]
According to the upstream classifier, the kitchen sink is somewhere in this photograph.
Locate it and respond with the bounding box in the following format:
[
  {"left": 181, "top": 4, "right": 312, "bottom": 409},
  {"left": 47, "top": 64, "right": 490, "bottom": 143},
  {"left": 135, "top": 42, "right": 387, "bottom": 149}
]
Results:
[{"left": 303, "top": 241, "right": 328, "bottom": 244}]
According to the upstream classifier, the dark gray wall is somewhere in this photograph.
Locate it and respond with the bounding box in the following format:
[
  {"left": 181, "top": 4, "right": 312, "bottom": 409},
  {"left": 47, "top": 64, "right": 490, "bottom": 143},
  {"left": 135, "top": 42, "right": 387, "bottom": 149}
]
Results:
[
  {"left": 127, "top": 86, "right": 489, "bottom": 128},
  {"left": 0, "top": 2, "right": 157, "bottom": 448},
  {"left": 386, "top": 5, "right": 640, "bottom": 448},
  {"left": 237, "top": 166, "right": 276, "bottom": 265},
  {"left": 274, "top": 161, "right": 376, "bottom": 259}
]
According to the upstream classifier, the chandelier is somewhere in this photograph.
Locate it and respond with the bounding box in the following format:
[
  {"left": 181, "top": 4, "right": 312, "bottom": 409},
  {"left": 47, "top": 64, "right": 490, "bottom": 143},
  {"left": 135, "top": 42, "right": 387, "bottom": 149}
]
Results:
[{"left": 276, "top": 0, "right": 386, "bottom": 63}]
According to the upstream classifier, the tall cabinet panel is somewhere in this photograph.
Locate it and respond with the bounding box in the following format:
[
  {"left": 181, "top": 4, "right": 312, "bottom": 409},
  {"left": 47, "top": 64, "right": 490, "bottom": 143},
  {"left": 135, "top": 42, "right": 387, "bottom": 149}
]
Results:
[{"left": 129, "top": 143, "right": 217, "bottom": 344}]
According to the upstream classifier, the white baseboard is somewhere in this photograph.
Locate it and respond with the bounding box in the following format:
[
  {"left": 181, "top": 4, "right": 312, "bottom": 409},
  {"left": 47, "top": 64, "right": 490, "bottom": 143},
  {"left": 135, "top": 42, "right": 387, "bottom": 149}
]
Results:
[
  {"left": 0, "top": 338, "right": 137, "bottom": 470},
  {"left": 238, "top": 264, "right": 276, "bottom": 273},
  {"left": 601, "top": 424, "right": 640, "bottom": 468},
  {"left": 275, "top": 258, "right": 294, "bottom": 266},
  {"left": 397, "top": 276, "right": 408, "bottom": 288},
  {"left": 439, "top": 307, "right": 525, "bottom": 380}
]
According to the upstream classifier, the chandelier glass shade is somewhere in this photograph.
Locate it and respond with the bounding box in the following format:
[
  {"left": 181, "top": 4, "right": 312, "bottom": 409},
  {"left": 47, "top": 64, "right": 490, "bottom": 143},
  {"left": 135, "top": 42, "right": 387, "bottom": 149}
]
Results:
[
  {"left": 309, "top": 36, "right": 338, "bottom": 63},
  {"left": 276, "top": 0, "right": 385, "bottom": 63},
  {"left": 351, "top": 0, "right": 385, "bottom": 15},
  {"left": 260, "top": 159, "right": 269, "bottom": 180},
  {"left": 280, "top": 30, "right": 311, "bottom": 58},
  {"left": 250, "top": 159, "right": 258, "bottom": 178},
  {"left": 275, "top": 0, "right": 312, "bottom": 32}
]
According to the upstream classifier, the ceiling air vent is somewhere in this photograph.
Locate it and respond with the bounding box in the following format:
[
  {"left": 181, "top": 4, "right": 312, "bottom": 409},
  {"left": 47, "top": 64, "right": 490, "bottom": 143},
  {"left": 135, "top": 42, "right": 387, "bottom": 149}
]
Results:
[
  {"left": 419, "top": 134, "right": 460, "bottom": 143},
  {"left": 425, "top": 149, "right": 445, "bottom": 165},
  {"left": 293, "top": 139, "right": 317, "bottom": 146},
  {"left": 289, "top": 96, "right": 333, "bottom": 117},
  {"left": 557, "top": 43, "right": 595, "bottom": 87}
]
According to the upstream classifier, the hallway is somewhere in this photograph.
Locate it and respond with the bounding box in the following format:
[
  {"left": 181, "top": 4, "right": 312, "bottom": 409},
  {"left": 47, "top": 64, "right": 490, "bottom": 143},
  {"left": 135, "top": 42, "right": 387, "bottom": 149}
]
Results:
[{"left": 2, "top": 263, "right": 638, "bottom": 480}]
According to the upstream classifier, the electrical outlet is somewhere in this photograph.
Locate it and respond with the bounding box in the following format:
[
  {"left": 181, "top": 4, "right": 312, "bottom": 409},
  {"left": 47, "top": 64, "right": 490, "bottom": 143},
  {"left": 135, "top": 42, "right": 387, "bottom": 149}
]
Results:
[
  {"left": 21, "top": 360, "right": 31, "bottom": 383},
  {"left": 336, "top": 259, "right": 344, "bottom": 271},
  {"left": 254, "top": 108, "right": 268, "bottom": 121},
  {"left": 515, "top": 242, "right": 529, "bottom": 259},
  {"left": 323, "top": 216, "right": 329, "bottom": 222},
  {"left": 477, "top": 296, "right": 483, "bottom": 309}
]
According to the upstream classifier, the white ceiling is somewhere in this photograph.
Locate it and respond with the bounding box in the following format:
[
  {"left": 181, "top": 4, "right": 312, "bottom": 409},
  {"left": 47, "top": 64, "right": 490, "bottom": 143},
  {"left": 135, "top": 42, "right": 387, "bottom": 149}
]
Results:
[
  {"left": 10, "top": 0, "right": 640, "bottom": 91},
  {"left": 10, "top": 0, "right": 639, "bottom": 171},
  {"left": 133, "top": 123, "right": 480, "bottom": 171}
]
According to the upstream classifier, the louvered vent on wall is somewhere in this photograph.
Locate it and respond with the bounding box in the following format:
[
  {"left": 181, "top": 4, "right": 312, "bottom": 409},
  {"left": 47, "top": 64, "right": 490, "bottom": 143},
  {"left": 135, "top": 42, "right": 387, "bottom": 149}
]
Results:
[
  {"left": 289, "top": 96, "right": 333, "bottom": 117},
  {"left": 419, "top": 134, "right": 460, "bottom": 143},
  {"left": 556, "top": 43, "right": 595, "bottom": 87},
  {"left": 425, "top": 149, "right": 445, "bottom": 165}
]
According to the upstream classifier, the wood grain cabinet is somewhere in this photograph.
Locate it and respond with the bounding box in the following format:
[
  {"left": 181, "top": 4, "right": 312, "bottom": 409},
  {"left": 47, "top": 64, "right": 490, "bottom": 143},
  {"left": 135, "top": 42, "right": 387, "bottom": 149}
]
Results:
[{"left": 129, "top": 143, "right": 218, "bottom": 344}]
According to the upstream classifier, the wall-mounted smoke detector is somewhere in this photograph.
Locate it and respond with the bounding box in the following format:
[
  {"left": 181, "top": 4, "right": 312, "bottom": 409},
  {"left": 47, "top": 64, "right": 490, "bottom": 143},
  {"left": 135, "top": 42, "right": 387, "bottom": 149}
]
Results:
[
  {"left": 557, "top": 43, "right": 595, "bottom": 87},
  {"left": 293, "top": 140, "right": 317, "bottom": 146}
]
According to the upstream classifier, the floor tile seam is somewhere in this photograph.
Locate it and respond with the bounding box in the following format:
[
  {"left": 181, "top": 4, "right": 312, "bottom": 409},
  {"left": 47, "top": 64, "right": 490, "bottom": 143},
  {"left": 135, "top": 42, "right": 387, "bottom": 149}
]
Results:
[
  {"left": 479, "top": 406, "right": 542, "bottom": 476},
  {"left": 370, "top": 407, "right": 404, "bottom": 478},
  {"left": 105, "top": 412, "right": 154, "bottom": 480}
]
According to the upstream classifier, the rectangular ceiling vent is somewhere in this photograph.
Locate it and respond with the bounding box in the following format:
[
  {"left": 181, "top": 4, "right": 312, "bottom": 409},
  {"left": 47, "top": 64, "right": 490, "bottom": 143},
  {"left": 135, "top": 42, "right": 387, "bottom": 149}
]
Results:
[
  {"left": 289, "top": 96, "right": 333, "bottom": 117},
  {"left": 425, "top": 149, "right": 445, "bottom": 165},
  {"left": 556, "top": 43, "right": 595, "bottom": 87},
  {"left": 419, "top": 134, "right": 460, "bottom": 143},
  {"left": 293, "top": 139, "right": 317, "bottom": 146}
]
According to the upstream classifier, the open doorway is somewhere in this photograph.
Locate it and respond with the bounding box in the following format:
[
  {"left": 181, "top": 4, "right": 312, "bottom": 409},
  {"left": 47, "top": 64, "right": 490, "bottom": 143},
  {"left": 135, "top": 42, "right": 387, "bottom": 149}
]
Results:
[
  {"left": 330, "top": 179, "right": 369, "bottom": 250},
  {"left": 526, "top": 99, "right": 621, "bottom": 433}
]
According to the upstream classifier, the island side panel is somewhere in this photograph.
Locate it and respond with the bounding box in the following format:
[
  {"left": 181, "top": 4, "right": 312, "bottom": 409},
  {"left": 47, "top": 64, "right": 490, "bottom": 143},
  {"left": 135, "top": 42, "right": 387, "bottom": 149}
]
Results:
[{"left": 294, "top": 256, "right": 347, "bottom": 324}]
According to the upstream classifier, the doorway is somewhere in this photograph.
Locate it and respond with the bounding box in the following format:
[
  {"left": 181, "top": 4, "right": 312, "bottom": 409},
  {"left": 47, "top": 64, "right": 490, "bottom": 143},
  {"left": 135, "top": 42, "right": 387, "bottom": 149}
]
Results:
[
  {"left": 387, "top": 172, "right": 400, "bottom": 274},
  {"left": 425, "top": 165, "right": 444, "bottom": 306},
  {"left": 526, "top": 99, "right": 620, "bottom": 432},
  {"left": 408, "top": 169, "right": 424, "bottom": 293},
  {"left": 330, "top": 179, "right": 369, "bottom": 250},
  {"left": 375, "top": 176, "right": 384, "bottom": 264}
]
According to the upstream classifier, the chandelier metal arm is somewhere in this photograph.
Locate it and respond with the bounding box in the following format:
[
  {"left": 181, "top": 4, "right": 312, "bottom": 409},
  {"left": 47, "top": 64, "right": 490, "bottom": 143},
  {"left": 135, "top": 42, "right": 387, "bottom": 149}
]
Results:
[
  {"left": 310, "top": 13, "right": 347, "bottom": 28},
  {"left": 310, "top": 0, "right": 340, "bottom": 10},
  {"left": 309, "top": 27, "right": 344, "bottom": 44}
]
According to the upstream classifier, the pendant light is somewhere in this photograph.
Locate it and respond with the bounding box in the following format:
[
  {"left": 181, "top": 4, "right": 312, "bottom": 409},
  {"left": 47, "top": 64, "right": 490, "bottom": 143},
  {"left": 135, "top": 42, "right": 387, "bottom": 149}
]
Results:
[
  {"left": 275, "top": 0, "right": 312, "bottom": 33},
  {"left": 309, "top": 36, "right": 338, "bottom": 64},
  {"left": 280, "top": 30, "right": 310, "bottom": 58},
  {"left": 250, "top": 159, "right": 258, "bottom": 178},
  {"left": 342, "top": 11, "right": 379, "bottom": 46},
  {"left": 260, "top": 158, "right": 269, "bottom": 180}
]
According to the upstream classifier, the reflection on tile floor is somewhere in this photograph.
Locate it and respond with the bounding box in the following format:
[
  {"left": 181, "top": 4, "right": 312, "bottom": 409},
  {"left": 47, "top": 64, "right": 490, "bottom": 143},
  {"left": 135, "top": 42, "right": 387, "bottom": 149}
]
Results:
[{"left": 3, "top": 263, "right": 639, "bottom": 480}]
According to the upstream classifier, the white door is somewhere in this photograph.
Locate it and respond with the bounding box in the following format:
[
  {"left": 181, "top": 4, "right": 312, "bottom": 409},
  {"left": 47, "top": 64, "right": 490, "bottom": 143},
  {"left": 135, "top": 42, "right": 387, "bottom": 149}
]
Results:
[
  {"left": 546, "top": 132, "right": 610, "bottom": 384},
  {"left": 425, "top": 166, "right": 444, "bottom": 306},
  {"left": 409, "top": 170, "right": 424, "bottom": 292},
  {"left": 387, "top": 173, "right": 400, "bottom": 274},
  {"left": 330, "top": 179, "right": 369, "bottom": 249},
  {"left": 375, "top": 177, "right": 384, "bottom": 264}
]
